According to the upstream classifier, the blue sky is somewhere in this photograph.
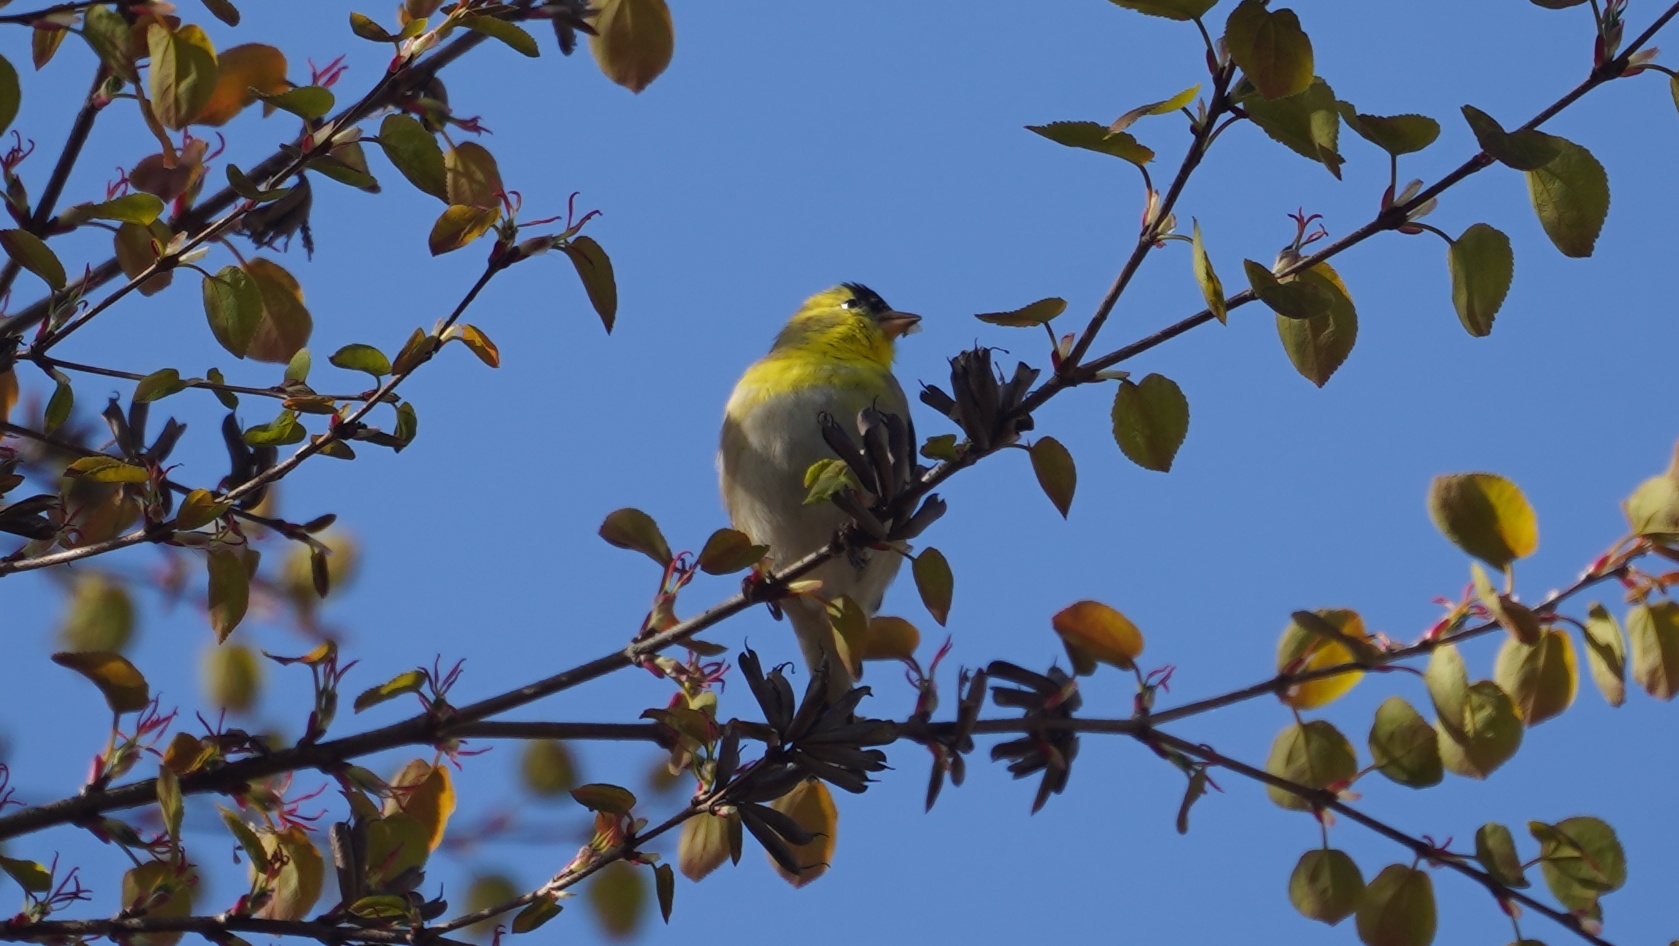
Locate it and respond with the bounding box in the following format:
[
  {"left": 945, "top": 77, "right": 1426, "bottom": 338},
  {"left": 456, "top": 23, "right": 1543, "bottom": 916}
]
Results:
[{"left": 4, "top": 2, "right": 1678, "bottom": 944}]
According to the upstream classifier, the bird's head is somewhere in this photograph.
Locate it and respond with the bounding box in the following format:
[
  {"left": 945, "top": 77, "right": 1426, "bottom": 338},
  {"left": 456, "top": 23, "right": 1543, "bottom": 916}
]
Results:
[{"left": 771, "top": 283, "right": 921, "bottom": 368}]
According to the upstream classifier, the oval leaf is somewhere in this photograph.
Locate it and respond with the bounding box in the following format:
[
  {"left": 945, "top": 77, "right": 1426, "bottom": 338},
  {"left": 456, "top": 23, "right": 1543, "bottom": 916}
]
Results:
[
  {"left": 1355, "top": 865, "right": 1435, "bottom": 946},
  {"left": 1447, "top": 223, "right": 1513, "bottom": 337},
  {"left": 1275, "top": 264, "right": 1356, "bottom": 386},
  {"left": 1111, "top": 373, "right": 1188, "bottom": 472},
  {"left": 1289, "top": 848, "right": 1364, "bottom": 925},
  {"left": 1053, "top": 600, "right": 1144, "bottom": 672},
  {"left": 564, "top": 236, "right": 618, "bottom": 333},
  {"left": 1629, "top": 601, "right": 1679, "bottom": 700},
  {"left": 1526, "top": 137, "right": 1609, "bottom": 258},
  {"left": 912, "top": 547, "right": 952, "bottom": 626},
  {"left": 1264, "top": 720, "right": 1357, "bottom": 810},
  {"left": 1367, "top": 696, "right": 1443, "bottom": 788},
  {"left": 52, "top": 650, "right": 150, "bottom": 713},
  {"left": 598, "top": 508, "right": 671, "bottom": 566},
  {"left": 1426, "top": 472, "right": 1538, "bottom": 569},
  {"left": 1028, "top": 435, "right": 1076, "bottom": 517},
  {"left": 1225, "top": 0, "right": 1314, "bottom": 100},
  {"left": 975, "top": 297, "right": 1066, "bottom": 327},
  {"left": 589, "top": 0, "right": 675, "bottom": 93}
]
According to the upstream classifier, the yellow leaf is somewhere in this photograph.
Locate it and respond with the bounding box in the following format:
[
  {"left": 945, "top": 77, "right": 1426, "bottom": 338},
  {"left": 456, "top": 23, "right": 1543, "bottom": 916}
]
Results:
[
  {"left": 768, "top": 779, "right": 837, "bottom": 887},
  {"left": 589, "top": 0, "right": 674, "bottom": 94},
  {"left": 1052, "top": 600, "right": 1144, "bottom": 671},
  {"left": 385, "top": 760, "right": 455, "bottom": 852},
  {"left": 861, "top": 616, "right": 919, "bottom": 663},
  {"left": 1276, "top": 608, "right": 1369, "bottom": 709},
  {"left": 195, "top": 43, "right": 285, "bottom": 125}
]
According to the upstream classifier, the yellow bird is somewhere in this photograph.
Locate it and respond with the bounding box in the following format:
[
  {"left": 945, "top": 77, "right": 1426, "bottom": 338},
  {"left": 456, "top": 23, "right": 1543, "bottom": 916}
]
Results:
[{"left": 719, "top": 283, "right": 921, "bottom": 699}]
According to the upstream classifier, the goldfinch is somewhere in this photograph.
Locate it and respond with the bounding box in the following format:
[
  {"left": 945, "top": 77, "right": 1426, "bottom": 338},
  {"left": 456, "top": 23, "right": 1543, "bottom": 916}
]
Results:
[{"left": 719, "top": 283, "right": 921, "bottom": 698}]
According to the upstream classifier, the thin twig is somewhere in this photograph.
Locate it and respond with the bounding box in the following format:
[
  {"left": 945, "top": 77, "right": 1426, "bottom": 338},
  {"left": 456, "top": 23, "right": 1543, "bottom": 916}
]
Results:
[{"left": 1146, "top": 728, "right": 1614, "bottom": 946}]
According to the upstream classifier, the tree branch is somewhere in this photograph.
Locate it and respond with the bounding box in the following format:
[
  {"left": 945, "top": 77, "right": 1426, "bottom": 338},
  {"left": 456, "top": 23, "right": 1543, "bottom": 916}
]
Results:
[{"left": 1145, "top": 727, "right": 1614, "bottom": 946}]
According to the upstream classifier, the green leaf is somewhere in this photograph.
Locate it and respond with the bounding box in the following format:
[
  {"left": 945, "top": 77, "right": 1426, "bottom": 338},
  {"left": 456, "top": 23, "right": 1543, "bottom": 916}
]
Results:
[
  {"left": 174, "top": 488, "right": 229, "bottom": 532},
  {"left": 1108, "top": 84, "right": 1200, "bottom": 134},
  {"left": 51, "top": 650, "right": 150, "bottom": 713},
  {"left": 1426, "top": 472, "right": 1538, "bottom": 569},
  {"left": 207, "top": 548, "right": 250, "bottom": 642},
  {"left": 0, "top": 230, "right": 66, "bottom": 290},
  {"left": 200, "top": 0, "right": 240, "bottom": 26},
  {"left": 564, "top": 236, "right": 619, "bottom": 333},
  {"left": 461, "top": 14, "right": 541, "bottom": 57},
  {"left": 378, "top": 114, "right": 447, "bottom": 201},
  {"left": 146, "top": 23, "right": 218, "bottom": 129},
  {"left": 203, "top": 265, "right": 263, "bottom": 359},
  {"left": 224, "top": 164, "right": 289, "bottom": 203},
  {"left": 0, "top": 54, "right": 19, "bottom": 137},
  {"left": 1460, "top": 105, "right": 1560, "bottom": 171},
  {"left": 1624, "top": 471, "right": 1679, "bottom": 540},
  {"left": 66, "top": 193, "right": 166, "bottom": 226},
  {"left": 1629, "top": 601, "right": 1679, "bottom": 700},
  {"left": 64, "top": 456, "right": 149, "bottom": 483},
  {"left": 1355, "top": 865, "right": 1435, "bottom": 946},
  {"left": 1493, "top": 630, "right": 1577, "bottom": 726},
  {"left": 801, "top": 458, "right": 858, "bottom": 506},
  {"left": 512, "top": 895, "right": 563, "bottom": 933},
  {"left": 1447, "top": 223, "right": 1513, "bottom": 337},
  {"left": 912, "top": 547, "right": 952, "bottom": 626},
  {"left": 696, "top": 528, "right": 767, "bottom": 575},
  {"left": 1367, "top": 696, "right": 1442, "bottom": 788},
  {"left": 430, "top": 195, "right": 491, "bottom": 246},
  {"left": 218, "top": 807, "right": 269, "bottom": 873},
  {"left": 393, "top": 402, "right": 418, "bottom": 448},
  {"left": 1111, "top": 373, "right": 1189, "bottom": 472},
  {"left": 44, "top": 369, "right": 72, "bottom": 434},
  {"left": 1028, "top": 436, "right": 1076, "bottom": 518},
  {"left": 133, "top": 368, "right": 188, "bottom": 403},
  {"left": 598, "top": 508, "right": 671, "bottom": 566},
  {"left": 1528, "top": 817, "right": 1625, "bottom": 911},
  {"left": 0, "top": 855, "right": 51, "bottom": 894},
  {"left": 1474, "top": 822, "right": 1529, "bottom": 888},
  {"left": 1225, "top": 0, "right": 1313, "bottom": 100},
  {"left": 589, "top": 0, "right": 675, "bottom": 93},
  {"left": 349, "top": 12, "right": 397, "bottom": 42},
  {"left": 1025, "top": 121, "right": 1154, "bottom": 165},
  {"left": 974, "top": 297, "right": 1066, "bottom": 327},
  {"left": 1289, "top": 848, "right": 1364, "bottom": 925},
  {"left": 445, "top": 142, "right": 503, "bottom": 208},
  {"left": 1424, "top": 644, "right": 1470, "bottom": 735},
  {"left": 244, "top": 409, "right": 304, "bottom": 446},
  {"left": 1274, "top": 264, "right": 1357, "bottom": 387},
  {"left": 1526, "top": 137, "right": 1610, "bottom": 258},
  {"left": 353, "top": 669, "right": 427, "bottom": 713},
  {"left": 83, "top": 5, "right": 138, "bottom": 82},
  {"left": 1337, "top": 106, "right": 1439, "bottom": 156},
  {"left": 1240, "top": 78, "right": 1343, "bottom": 177},
  {"left": 1105, "top": 0, "right": 1216, "bottom": 18},
  {"left": 1264, "top": 720, "right": 1357, "bottom": 811},
  {"left": 328, "top": 343, "right": 391, "bottom": 378},
  {"left": 1436, "top": 681, "right": 1523, "bottom": 778},
  {"left": 1581, "top": 602, "right": 1627, "bottom": 707},
  {"left": 255, "top": 85, "right": 335, "bottom": 120},
  {"left": 920, "top": 433, "right": 960, "bottom": 462},
  {"left": 1191, "top": 220, "right": 1226, "bottom": 323},
  {"left": 157, "top": 763, "right": 183, "bottom": 844},
  {"left": 654, "top": 861, "right": 674, "bottom": 923},
  {"left": 570, "top": 783, "right": 637, "bottom": 815},
  {"left": 1243, "top": 258, "right": 1331, "bottom": 320}
]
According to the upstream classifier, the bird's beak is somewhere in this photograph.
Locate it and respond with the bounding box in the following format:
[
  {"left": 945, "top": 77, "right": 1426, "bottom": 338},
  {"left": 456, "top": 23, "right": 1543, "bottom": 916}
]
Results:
[{"left": 878, "top": 310, "right": 922, "bottom": 339}]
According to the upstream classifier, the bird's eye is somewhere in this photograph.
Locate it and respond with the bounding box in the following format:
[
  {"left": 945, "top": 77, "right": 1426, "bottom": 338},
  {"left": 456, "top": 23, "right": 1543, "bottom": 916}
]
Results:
[{"left": 841, "top": 297, "right": 859, "bottom": 310}]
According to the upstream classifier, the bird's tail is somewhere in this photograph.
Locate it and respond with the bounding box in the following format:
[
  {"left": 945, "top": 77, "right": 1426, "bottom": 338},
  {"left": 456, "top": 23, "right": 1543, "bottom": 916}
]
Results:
[{"left": 785, "top": 597, "right": 856, "bottom": 703}]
